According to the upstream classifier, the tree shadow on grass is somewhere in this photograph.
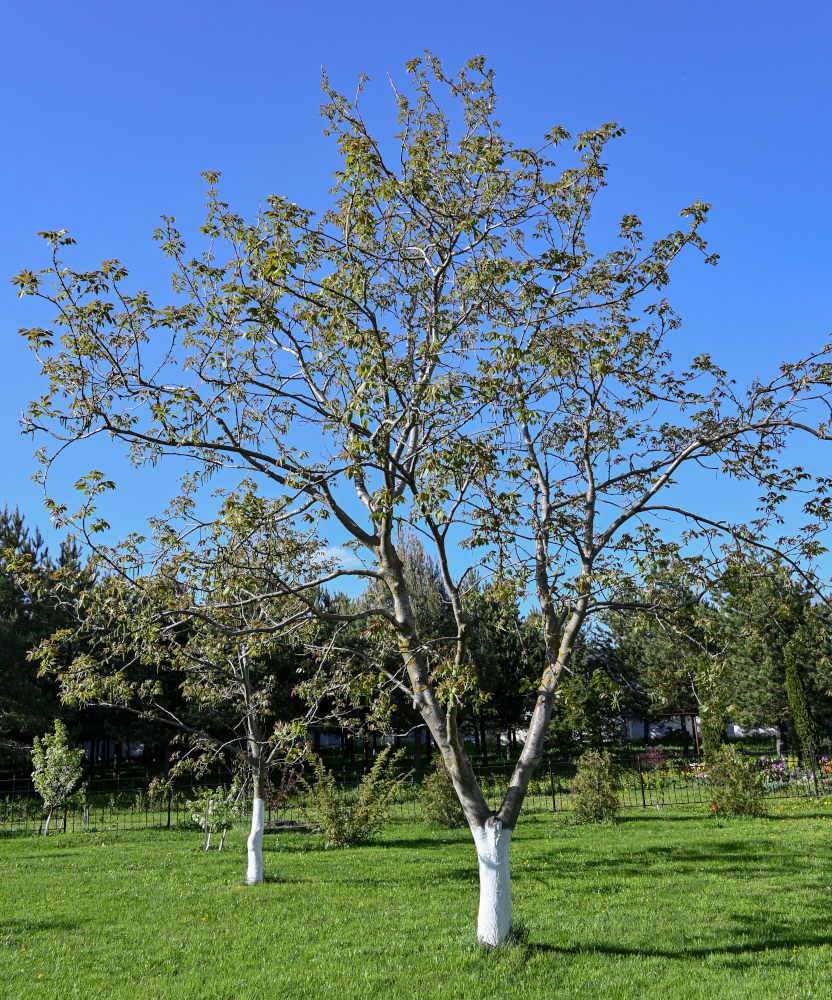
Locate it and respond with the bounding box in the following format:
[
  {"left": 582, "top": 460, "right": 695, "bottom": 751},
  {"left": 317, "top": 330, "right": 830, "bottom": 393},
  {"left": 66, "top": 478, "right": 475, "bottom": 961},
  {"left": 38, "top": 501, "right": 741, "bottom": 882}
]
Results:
[
  {"left": 760, "top": 811, "right": 832, "bottom": 821},
  {"left": 283, "top": 864, "right": 475, "bottom": 888},
  {"left": 380, "top": 835, "right": 471, "bottom": 850},
  {"left": 526, "top": 927, "right": 832, "bottom": 963},
  {"left": 8, "top": 850, "right": 87, "bottom": 863},
  {"left": 540, "top": 834, "right": 832, "bottom": 877},
  {"left": 0, "top": 915, "right": 85, "bottom": 934},
  {"left": 613, "top": 812, "right": 715, "bottom": 823},
  {"left": 0, "top": 829, "right": 43, "bottom": 840}
]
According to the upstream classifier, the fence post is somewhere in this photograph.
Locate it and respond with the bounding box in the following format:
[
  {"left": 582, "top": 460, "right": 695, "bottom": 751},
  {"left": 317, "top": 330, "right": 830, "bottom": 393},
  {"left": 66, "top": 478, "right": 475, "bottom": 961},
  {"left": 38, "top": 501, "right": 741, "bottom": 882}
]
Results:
[
  {"left": 548, "top": 761, "right": 557, "bottom": 812},
  {"left": 637, "top": 755, "right": 647, "bottom": 809}
]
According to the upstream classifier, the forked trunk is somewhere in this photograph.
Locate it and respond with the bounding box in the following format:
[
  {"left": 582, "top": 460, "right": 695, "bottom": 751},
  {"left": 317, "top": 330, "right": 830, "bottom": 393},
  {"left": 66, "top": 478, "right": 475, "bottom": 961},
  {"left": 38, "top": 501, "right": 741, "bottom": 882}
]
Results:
[
  {"left": 246, "top": 795, "right": 265, "bottom": 884},
  {"left": 473, "top": 817, "right": 513, "bottom": 946}
]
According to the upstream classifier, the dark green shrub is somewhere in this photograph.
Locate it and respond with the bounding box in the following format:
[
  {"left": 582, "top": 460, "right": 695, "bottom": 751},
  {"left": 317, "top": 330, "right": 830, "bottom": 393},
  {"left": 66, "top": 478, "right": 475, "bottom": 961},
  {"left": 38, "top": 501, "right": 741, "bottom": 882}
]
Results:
[
  {"left": 785, "top": 654, "right": 818, "bottom": 757},
  {"left": 420, "top": 759, "right": 465, "bottom": 827},
  {"left": 707, "top": 745, "right": 766, "bottom": 817},
  {"left": 302, "top": 746, "right": 409, "bottom": 846},
  {"left": 570, "top": 750, "right": 620, "bottom": 821}
]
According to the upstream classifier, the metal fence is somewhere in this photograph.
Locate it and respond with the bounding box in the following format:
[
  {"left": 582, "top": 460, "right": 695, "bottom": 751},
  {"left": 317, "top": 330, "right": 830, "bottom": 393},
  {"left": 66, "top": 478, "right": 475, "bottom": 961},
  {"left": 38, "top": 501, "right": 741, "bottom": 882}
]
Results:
[{"left": 2, "top": 748, "right": 830, "bottom": 835}]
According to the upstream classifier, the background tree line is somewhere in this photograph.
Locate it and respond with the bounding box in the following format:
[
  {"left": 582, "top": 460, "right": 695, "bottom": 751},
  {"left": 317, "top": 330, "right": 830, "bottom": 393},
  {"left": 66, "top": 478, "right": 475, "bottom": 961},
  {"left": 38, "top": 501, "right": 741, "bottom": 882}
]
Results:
[{"left": 5, "top": 505, "right": 832, "bottom": 779}]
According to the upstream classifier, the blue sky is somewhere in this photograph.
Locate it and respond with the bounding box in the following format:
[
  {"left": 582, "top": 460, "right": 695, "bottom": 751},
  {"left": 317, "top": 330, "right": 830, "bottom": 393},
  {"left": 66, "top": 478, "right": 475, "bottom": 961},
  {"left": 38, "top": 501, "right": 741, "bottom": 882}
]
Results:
[{"left": 3, "top": 0, "right": 831, "bottom": 563}]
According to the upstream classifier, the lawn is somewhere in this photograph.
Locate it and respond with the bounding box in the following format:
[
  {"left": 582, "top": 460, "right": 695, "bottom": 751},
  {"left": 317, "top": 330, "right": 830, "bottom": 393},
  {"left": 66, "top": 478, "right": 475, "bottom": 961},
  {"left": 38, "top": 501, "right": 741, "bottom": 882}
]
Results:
[{"left": 2, "top": 802, "right": 831, "bottom": 999}]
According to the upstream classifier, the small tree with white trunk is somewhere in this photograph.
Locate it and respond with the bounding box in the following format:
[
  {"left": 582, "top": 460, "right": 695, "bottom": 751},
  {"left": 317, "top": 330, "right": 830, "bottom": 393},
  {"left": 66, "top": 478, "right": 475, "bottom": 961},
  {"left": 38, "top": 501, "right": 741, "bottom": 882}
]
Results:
[
  {"left": 31, "top": 719, "right": 83, "bottom": 835},
  {"left": 31, "top": 494, "right": 323, "bottom": 883},
  {"left": 18, "top": 55, "right": 832, "bottom": 943}
]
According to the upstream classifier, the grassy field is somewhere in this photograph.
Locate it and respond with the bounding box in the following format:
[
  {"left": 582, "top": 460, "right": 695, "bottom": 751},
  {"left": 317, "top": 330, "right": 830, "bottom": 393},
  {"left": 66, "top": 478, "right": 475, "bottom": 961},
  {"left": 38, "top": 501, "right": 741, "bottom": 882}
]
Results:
[{"left": 2, "top": 801, "right": 831, "bottom": 999}]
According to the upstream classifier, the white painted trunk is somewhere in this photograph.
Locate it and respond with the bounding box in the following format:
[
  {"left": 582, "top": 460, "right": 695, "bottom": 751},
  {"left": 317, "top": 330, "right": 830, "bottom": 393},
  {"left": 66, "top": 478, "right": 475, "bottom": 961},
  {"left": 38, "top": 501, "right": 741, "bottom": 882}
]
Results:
[
  {"left": 246, "top": 797, "right": 265, "bottom": 884},
  {"left": 473, "top": 818, "right": 513, "bottom": 946},
  {"left": 43, "top": 807, "right": 54, "bottom": 836}
]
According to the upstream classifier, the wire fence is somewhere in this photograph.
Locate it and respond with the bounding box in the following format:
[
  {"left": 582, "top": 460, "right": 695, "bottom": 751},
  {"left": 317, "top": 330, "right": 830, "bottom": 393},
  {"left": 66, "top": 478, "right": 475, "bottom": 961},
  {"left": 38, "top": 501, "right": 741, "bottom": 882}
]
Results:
[{"left": 2, "top": 747, "right": 831, "bottom": 835}]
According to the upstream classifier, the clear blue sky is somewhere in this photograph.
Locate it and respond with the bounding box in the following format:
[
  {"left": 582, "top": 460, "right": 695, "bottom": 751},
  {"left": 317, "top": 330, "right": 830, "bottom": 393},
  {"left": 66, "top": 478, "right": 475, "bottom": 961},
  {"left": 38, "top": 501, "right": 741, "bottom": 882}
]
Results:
[{"left": 3, "top": 0, "right": 831, "bottom": 558}]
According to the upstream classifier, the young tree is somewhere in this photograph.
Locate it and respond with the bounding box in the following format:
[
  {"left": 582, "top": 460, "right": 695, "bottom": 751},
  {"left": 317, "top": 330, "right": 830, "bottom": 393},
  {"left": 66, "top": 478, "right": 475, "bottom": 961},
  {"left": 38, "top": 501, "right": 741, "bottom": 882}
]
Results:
[
  {"left": 31, "top": 718, "right": 83, "bottom": 835},
  {"left": 17, "top": 57, "right": 832, "bottom": 944},
  {"left": 33, "top": 492, "right": 324, "bottom": 883}
]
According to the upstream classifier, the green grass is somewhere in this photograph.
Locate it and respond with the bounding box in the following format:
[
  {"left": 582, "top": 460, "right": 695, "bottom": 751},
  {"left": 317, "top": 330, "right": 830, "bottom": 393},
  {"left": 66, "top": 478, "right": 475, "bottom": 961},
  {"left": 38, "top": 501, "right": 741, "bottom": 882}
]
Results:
[{"left": 2, "top": 802, "right": 832, "bottom": 999}]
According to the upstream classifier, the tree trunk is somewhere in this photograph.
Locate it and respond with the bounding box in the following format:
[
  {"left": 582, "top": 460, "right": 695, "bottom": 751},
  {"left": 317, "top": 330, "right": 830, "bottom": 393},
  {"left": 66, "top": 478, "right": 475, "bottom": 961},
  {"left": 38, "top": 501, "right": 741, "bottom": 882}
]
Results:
[
  {"left": 473, "top": 817, "right": 513, "bottom": 946},
  {"left": 243, "top": 652, "right": 266, "bottom": 885},
  {"left": 247, "top": 770, "right": 265, "bottom": 884},
  {"left": 378, "top": 543, "right": 577, "bottom": 949},
  {"left": 44, "top": 806, "right": 54, "bottom": 836},
  {"left": 203, "top": 798, "right": 212, "bottom": 851}
]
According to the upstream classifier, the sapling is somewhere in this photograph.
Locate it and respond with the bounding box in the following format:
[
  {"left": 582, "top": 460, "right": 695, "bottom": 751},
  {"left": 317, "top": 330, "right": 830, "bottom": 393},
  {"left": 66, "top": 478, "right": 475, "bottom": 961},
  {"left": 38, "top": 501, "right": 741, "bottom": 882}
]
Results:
[
  {"left": 187, "top": 783, "right": 243, "bottom": 851},
  {"left": 31, "top": 719, "right": 83, "bottom": 835}
]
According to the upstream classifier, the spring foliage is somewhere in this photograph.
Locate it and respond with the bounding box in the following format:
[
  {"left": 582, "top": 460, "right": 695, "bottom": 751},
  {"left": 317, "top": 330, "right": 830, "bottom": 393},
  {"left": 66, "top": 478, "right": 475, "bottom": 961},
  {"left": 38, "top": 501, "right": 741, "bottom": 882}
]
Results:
[
  {"left": 31, "top": 719, "right": 83, "bottom": 831},
  {"left": 186, "top": 783, "right": 243, "bottom": 849}
]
